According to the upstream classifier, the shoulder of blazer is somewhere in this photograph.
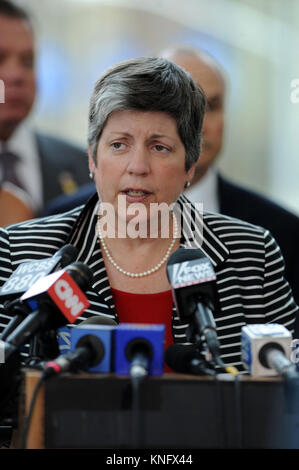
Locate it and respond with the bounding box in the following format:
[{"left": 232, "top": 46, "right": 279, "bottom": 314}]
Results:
[
  {"left": 1, "top": 192, "right": 98, "bottom": 245},
  {"left": 35, "top": 131, "right": 87, "bottom": 154},
  {"left": 2, "top": 192, "right": 269, "bottom": 269},
  {"left": 0, "top": 205, "right": 84, "bottom": 266},
  {"left": 35, "top": 132, "right": 87, "bottom": 166},
  {"left": 217, "top": 173, "right": 299, "bottom": 227},
  {"left": 177, "top": 193, "right": 269, "bottom": 269}
]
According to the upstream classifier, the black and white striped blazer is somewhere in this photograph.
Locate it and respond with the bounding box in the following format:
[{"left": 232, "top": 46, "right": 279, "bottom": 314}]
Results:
[{"left": 0, "top": 193, "right": 297, "bottom": 371}]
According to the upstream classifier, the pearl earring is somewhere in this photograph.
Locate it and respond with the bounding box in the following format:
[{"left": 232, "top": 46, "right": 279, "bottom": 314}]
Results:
[
  {"left": 89, "top": 171, "right": 94, "bottom": 180},
  {"left": 184, "top": 181, "right": 191, "bottom": 189}
]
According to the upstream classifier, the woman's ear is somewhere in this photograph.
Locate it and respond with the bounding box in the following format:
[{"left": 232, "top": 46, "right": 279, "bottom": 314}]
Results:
[
  {"left": 88, "top": 147, "right": 96, "bottom": 176},
  {"left": 186, "top": 162, "right": 196, "bottom": 186}
]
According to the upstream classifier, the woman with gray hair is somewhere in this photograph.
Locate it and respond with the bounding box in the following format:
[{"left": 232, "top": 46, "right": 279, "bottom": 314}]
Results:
[{"left": 0, "top": 57, "right": 297, "bottom": 375}]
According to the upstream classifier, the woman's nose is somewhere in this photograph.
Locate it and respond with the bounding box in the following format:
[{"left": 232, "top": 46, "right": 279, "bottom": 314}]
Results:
[{"left": 126, "top": 146, "right": 150, "bottom": 175}]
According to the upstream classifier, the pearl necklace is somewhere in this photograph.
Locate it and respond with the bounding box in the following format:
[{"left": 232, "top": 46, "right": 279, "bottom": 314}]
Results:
[{"left": 96, "top": 213, "right": 178, "bottom": 278}]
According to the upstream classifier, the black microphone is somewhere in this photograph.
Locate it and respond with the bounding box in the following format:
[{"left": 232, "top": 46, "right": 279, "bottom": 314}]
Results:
[
  {"left": 260, "top": 344, "right": 299, "bottom": 379},
  {"left": 43, "top": 315, "right": 117, "bottom": 376},
  {"left": 114, "top": 324, "right": 165, "bottom": 377},
  {"left": 0, "top": 300, "right": 31, "bottom": 341},
  {"left": 79, "top": 314, "right": 118, "bottom": 327},
  {"left": 165, "top": 343, "right": 217, "bottom": 375},
  {"left": 1, "top": 262, "right": 93, "bottom": 362},
  {"left": 126, "top": 338, "right": 154, "bottom": 378},
  {"left": 166, "top": 248, "right": 221, "bottom": 359},
  {"left": 166, "top": 248, "right": 218, "bottom": 316},
  {"left": 54, "top": 245, "right": 78, "bottom": 269},
  {"left": 0, "top": 244, "right": 78, "bottom": 341}
]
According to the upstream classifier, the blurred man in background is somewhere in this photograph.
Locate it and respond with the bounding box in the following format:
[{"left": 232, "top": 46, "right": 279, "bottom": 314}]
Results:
[
  {"left": 162, "top": 46, "right": 299, "bottom": 332},
  {"left": 0, "top": 0, "right": 89, "bottom": 225},
  {"left": 162, "top": 46, "right": 225, "bottom": 209}
]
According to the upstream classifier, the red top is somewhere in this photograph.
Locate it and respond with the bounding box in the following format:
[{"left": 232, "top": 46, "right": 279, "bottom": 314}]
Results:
[{"left": 111, "top": 287, "right": 174, "bottom": 373}]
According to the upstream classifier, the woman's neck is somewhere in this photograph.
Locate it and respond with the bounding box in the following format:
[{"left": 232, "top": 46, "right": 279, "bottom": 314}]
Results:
[
  {"left": 101, "top": 237, "right": 181, "bottom": 294},
  {"left": 96, "top": 207, "right": 181, "bottom": 292},
  {"left": 97, "top": 209, "right": 179, "bottom": 250}
]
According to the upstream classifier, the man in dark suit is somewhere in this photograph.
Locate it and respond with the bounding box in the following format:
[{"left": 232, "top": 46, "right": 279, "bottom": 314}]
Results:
[
  {"left": 0, "top": 0, "right": 89, "bottom": 225},
  {"left": 167, "top": 46, "right": 299, "bottom": 336}
]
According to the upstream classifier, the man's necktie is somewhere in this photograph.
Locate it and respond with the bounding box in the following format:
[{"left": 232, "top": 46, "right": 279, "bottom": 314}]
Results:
[{"left": 0, "top": 150, "right": 25, "bottom": 191}]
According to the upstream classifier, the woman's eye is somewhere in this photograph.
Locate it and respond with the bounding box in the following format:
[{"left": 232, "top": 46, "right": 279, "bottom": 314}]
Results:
[
  {"left": 154, "top": 144, "right": 169, "bottom": 152},
  {"left": 111, "top": 142, "right": 125, "bottom": 150}
]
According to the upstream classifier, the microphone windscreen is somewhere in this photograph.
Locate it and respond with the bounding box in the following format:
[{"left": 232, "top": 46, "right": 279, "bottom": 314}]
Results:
[
  {"left": 165, "top": 343, "right": 200, "bottom": 373},
  {"left": 56, "top": 244, "right": 78, "bottom": 267},
  {"left": 66, "top": 262, "right": 93, "bottom": 291},
  {"left": 167, "top": 247, "right": 206, "bottom": 266},
  {"left": 79, "top": 314, "right": 117, "bottom": 326},
  {"left": 71, "top": 315, "right": 117, "bottom": 373}
]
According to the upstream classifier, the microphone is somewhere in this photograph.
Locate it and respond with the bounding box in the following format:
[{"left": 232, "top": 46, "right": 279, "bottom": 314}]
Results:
[
  {"left": 128, "top": 342, "right": 152, "bottom": 378},
  {"left": 114, "top": 324, "right": 165, "bottom": 377},
  {"left": 165, "top": 343, "right": 216, "bottom": 376},
  {"left": 55, "top": 245, "right": 79, "bottom": 269},
  {"left": 1, "top": 262, "right": 93, "bottom": 362},
  {"left": 241, "top": 324, "right": 297, "bottom": 378},
  {"left": 56, "top": 313, "right": 118, "bottom": 355},
  {"left": 43, "top": 315, "right": 117, "bottom": 377},
  {"left": 166, "top": 248, "right": 222, "bottom": 367},
  {"left": 0, "top": 244, "right": 78, "bottom": 340},
  {"left": 79, "top": 314, "right": 118, "bottom": 327},
  {"left": 0, "top": 244, "right": 78, "bottom": 300}
]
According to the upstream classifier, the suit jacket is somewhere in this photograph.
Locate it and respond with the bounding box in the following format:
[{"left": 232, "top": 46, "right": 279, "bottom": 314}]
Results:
[
  {"left": 35, "top": 133, "right": 90, "bottom": 210},
  {"left": 218, "top": 174, "right": 299, "bottom": 335},
  {"left": 0, "top": 193, "right": 297, "bottom": 372}
]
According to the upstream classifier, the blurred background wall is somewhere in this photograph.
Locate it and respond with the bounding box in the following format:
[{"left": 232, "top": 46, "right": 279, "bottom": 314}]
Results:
[{"left": 15, "top": 0, "right": 299, "bottom": 215}]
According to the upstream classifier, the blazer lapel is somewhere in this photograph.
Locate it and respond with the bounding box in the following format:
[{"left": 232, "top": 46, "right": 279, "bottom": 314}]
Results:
[
  {"left": 63, "top": 193, "right": 230, "bottom": 321},
  {"left": 176, "top": 194, "right": 230, "bottom": 269},
  {"left": 65, "top": 193, "right": 116, "bottom": 314}
]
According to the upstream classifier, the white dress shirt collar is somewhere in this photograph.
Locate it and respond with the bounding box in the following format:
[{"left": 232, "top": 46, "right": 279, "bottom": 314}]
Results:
[{"left": 184, "top": 165, "right": 219, "bottom": 213}]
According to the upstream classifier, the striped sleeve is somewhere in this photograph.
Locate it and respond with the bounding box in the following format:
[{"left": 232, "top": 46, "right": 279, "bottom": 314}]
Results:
[
  {"left": 0, "top": 227, "right": 13, "bottom": 332},
  {"left": 0, "top": 227, "right": 12, "bottom": 285},
  {"left": 262, "top": 229, "right": 297, "bottom": 331}
]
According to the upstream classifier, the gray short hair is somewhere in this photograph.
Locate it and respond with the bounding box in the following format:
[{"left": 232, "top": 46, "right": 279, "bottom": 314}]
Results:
[{"left": 87, "top": 57, "right": 206, "bottom": 171}]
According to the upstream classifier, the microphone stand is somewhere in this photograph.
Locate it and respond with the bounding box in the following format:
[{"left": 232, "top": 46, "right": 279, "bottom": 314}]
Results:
[
  {"left": 131, "top": 374, "right": 145, "bottom": 449},
  {"left": 129, "top": 351, "right": 149, "bottom": 449},
  {"left": 184, "top": 314, "right": 218, "bottom": 376},
  {"left": 27, "top": 329, "right": 60, "bottom": 368},
  {"left": 185, "top": 299, "right": 239, "bottom": 376}
]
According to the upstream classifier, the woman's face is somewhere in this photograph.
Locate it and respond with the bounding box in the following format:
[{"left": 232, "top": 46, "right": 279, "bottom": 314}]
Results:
[{"left": 89, "top": 109, "right": 195, "bottom": 226}]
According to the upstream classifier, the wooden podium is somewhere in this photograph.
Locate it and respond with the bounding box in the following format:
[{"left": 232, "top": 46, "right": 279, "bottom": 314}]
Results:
[{"left": 14, "top": 369, "right": 299, "bottom": 449}]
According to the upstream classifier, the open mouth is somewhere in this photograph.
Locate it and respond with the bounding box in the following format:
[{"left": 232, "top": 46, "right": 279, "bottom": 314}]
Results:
[
  {"left": 121, "top": 189, "right": 152, "bottom": 197},
  {"left": 124, "top": 189, "right": 150, "bottom": 196}
]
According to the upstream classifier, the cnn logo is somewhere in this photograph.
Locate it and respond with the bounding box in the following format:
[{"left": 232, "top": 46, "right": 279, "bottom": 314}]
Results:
[{"left": 49, "top": 272, "right": 90, "bottom": 323}]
